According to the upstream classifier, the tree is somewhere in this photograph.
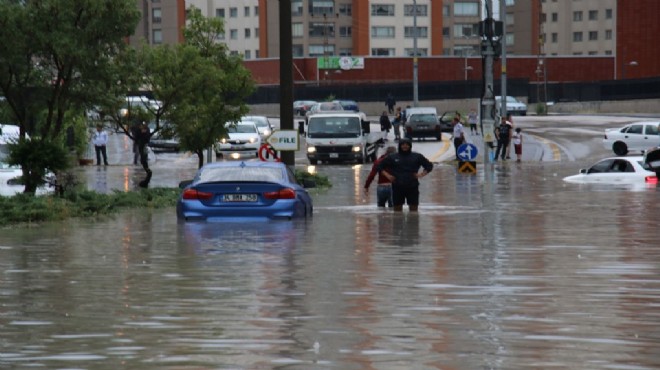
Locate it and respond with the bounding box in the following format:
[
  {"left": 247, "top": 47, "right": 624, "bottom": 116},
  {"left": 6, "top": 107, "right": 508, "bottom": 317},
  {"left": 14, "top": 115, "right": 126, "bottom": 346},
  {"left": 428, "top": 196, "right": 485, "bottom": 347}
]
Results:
[{"left": 0, "top": 0, "right": 140, "bottom": 193}]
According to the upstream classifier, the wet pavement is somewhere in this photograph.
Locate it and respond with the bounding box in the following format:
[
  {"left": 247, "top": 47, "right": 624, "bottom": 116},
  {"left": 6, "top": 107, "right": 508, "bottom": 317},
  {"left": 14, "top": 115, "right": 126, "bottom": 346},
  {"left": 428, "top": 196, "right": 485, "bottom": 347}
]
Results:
[{"left": 1, "top": 115, "right": 660, "bottom": 369}]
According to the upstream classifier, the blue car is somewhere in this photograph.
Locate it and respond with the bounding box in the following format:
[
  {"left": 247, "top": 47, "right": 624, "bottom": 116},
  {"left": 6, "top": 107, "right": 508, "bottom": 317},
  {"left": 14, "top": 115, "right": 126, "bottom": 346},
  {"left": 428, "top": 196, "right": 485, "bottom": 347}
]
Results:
[
  {"left": 333, "top": 99, "right": 360, "bottom": 112},
  {"left": 177, "top": 161, "right": 315, "bottom": 221}
]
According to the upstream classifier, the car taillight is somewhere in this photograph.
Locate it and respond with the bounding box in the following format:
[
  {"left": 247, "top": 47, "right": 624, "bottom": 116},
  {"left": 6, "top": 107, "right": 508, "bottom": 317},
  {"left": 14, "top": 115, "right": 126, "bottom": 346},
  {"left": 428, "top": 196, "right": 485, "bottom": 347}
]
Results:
[
  {"left": 645, "top": 175, "right": 658, "bottom": 184},
  {"left": 264, "top": 188, "right": 296, "bottom": 199},
  {"left": 182, "top": 189, "right": 213, "bottom": 200}
]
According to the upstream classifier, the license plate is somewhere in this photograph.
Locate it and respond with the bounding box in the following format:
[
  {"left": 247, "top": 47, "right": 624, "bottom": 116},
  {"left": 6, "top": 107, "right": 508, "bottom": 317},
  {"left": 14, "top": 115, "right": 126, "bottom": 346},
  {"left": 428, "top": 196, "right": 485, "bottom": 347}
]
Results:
[
  {"left": 230, "top": 145, "right": 243, "bottom": 149},
  {"left": 417, "top": 125, "right": 428, "bottom": 129},
  {"left": 329, "top": 153, "right": 339, "bottom": 158},
  {"left": 223, "top": 194, "right": 257, "bottom": 202}
]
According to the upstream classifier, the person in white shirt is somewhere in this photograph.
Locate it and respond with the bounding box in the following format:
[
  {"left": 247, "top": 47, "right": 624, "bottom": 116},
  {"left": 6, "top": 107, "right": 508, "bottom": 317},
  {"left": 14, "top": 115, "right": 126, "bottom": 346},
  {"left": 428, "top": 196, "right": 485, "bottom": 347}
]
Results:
[
  {"left": 92, "top": 124, "right": 109, "bottom": 166},
  {"left": 512, "top": 127, "right": 523, "bottom": 162},
  {"left": 451, "top": 114, "right": 465, "bottom": 161},
  {"left": 467, "top": 109, "right": 478, "bottom": 135}
]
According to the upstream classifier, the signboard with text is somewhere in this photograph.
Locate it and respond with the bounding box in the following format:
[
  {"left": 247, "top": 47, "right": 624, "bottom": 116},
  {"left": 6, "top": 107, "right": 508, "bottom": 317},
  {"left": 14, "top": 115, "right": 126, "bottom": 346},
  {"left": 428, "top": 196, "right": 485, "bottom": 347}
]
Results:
[{"left": 317, "top": 57, "right": 365, "bottom": 70}]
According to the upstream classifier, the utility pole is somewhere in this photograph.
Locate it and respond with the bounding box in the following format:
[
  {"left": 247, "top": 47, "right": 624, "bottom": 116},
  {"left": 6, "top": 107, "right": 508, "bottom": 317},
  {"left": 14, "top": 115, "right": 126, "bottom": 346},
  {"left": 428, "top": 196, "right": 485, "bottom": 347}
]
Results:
[
  {"left": 479, "top": 0, "right": 502, "bottom": 164},
  {"left": 279, "top": 0, "right": 294, "bottom": 166},
  {"left": 499, "top": 0, "right": 507, "bottom": 118},
  {"left": 412, "top": 0, "right": 419, "bottom": 107}
]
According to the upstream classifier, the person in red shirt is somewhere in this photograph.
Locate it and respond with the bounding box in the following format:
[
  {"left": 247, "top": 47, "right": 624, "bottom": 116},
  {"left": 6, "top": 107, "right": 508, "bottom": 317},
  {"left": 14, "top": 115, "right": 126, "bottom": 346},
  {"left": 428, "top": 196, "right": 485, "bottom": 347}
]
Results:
[{"left": 364, "top": 146, "right": 397, "bottom": 207}]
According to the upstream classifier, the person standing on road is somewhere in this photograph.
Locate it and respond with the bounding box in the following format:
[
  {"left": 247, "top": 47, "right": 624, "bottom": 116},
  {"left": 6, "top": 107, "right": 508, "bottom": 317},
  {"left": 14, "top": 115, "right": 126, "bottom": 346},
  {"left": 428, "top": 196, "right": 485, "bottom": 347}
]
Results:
[
  {"left": 379, "top": 111, "right": 391, "bottom": 138},
  {"left": 92, "top": 123, "right": 109, "bottom": 166},
  {"left": 512, "top": 127, "right": 523, "bottom": 162},
  {"left": 377, "top": 138, "right": 433, "bottom": 212},
  {"left": 451, "top": 115, "right": 466, "bottom": 161},
  {"left": 130, "top": 121, "right": 142, "bottom": 165},
  {"left": 385, "top": 93, "right": 396, "bottom": 114},
  {"left": 392, "top": 106, "right": 403, "bottom": 141},
  {"left": 468, "top": 109, "right": 478, "bottom": 135},
  {"left": 494, "top": 116, "right": 512, "bottom": 161},
  {"left": 364, "top": 146, "right": 397, "bottom": 208},
  {"left": 135, "top": 123, "right": 152, "bottom": 187},
  {"left": 505, "top": 113, "right": 515, "bottom": 159}
]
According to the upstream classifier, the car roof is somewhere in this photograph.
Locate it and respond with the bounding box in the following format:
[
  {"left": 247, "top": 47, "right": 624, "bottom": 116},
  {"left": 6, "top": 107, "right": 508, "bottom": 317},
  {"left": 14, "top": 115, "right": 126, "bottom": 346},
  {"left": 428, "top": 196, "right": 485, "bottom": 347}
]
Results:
[
  {"left": 201, "top": 161, "right": 286, "bottom": 170},
  {"left": 308, "top": 112, "right": 362, "bottom": 118},
  {"left": 406, "top": 107, "right": 437, "bottom": 114}
]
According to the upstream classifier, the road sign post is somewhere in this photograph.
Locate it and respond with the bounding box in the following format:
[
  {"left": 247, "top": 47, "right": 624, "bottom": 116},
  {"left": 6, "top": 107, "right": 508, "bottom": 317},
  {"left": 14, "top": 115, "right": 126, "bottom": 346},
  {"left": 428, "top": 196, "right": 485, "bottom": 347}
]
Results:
[{"left": 457, "top": 143, "right": 478, "bottom": 174}]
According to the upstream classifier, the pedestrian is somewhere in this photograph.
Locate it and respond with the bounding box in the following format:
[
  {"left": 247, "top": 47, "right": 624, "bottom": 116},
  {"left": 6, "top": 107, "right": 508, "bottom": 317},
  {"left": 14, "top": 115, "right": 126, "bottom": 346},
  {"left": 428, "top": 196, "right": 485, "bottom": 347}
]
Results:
[
  {"left": 135, "top": 123, "right": 152, "bottom": 187},
  {"left": 494, "top": 116, "right": 512, "bottom": 161},
  {"left": 377, "top": 138, "right": 433, "bottom": 212},
  {"left": 468, "top": 108, "right": 478, "bottom": 135},
  {"left": 364, "top": 146, "right": 397, "bottom": 208},
  {"left": 379, "top": 111, "right": 391, "bottom": 137},
  {"left": 451, "top": 115, "right": 466, "bottom": 161},
  {"left": 392, "top": 106, "right": 403, "bottom": 141},
  {"left": 402, "top": 104, "right": 411, "bottom": 123},
  {"left": 92, "top": 123, "right": 109, "bottom": 166},
  {"left": 505, "top": 113, "right": 514, "bottom": 159},
  {"left": 130, "top": 121, "right": 142, "bottom": 165},
  {"left": 512, "top": 127, "right": 523, "bottom": 162},
  {"left": 385, "top": 93, "right": 396, "bottom": 114}
]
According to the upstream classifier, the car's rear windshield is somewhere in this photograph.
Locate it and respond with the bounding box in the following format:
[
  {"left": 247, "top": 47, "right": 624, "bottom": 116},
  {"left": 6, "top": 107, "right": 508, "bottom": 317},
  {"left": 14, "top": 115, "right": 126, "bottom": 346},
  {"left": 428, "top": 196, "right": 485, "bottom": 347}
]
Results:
[
  {"left": 199, "top": 167, "right": 283, "bottom": 183},
  {"left": 409, "top": 114, "right": 437, "bottom": 123}
]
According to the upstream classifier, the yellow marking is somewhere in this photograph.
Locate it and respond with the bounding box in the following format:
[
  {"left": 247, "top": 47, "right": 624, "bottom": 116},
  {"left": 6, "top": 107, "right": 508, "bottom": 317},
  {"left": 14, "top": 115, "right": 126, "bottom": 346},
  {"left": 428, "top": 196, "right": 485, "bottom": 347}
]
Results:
[
  {"left": 529, "top": 134, "right": 562, "bottom": 161},
  {"left": 429, "top": 138, "right": 451, "bottom": 162},
  {"left": 458, "top": 161, "right": 477, "bottom": 174}
]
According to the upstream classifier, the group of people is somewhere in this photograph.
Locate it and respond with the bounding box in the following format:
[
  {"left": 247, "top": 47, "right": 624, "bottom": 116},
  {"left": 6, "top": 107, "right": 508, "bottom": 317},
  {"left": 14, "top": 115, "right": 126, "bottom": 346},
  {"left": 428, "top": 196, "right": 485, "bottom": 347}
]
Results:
[
  {"left": 380, "top": 101, "right": 411, "bottom": 141},
  {"left": 494, "top": 114, "right": 523, "bottom": 162}
]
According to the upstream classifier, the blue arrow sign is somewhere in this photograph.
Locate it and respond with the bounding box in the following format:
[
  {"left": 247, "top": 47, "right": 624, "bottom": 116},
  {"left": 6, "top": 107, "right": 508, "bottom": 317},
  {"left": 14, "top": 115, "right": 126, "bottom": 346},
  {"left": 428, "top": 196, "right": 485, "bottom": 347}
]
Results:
[{"left": 457, "top": 143, "right": 478, "bottom": 161}]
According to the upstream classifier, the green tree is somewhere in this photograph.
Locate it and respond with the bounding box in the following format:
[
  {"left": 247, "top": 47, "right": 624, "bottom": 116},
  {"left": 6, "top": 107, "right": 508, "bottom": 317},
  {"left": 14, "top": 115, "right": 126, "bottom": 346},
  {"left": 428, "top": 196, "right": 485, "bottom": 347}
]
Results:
[{"left": 0, "top": 0, "right": 139, "bottom": 194}]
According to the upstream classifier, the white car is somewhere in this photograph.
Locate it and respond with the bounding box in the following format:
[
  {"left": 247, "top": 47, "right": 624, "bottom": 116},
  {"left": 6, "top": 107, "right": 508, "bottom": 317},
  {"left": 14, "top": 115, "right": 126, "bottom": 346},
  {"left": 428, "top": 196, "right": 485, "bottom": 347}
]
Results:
[
  {"left": 242, "top": 115, "right": 273, "bottom": 141},
  {"left": 563, "top": 156, "right": 657, "bottom": 184},
  {"left": 602, "top": 121, "right": 660, "bottom": 156},
  {"left": 496, "top": 96, "right": 527, "bottom": 116},
  {"left": 215, "top": 121, "right": 261, "bottom": 159}
]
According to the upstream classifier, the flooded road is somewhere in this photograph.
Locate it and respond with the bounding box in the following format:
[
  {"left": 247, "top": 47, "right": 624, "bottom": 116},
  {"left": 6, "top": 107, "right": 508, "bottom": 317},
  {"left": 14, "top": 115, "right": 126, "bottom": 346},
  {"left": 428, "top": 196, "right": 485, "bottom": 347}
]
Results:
[{"left": 2, "top": 160, "right": 660, "bottom": 369}]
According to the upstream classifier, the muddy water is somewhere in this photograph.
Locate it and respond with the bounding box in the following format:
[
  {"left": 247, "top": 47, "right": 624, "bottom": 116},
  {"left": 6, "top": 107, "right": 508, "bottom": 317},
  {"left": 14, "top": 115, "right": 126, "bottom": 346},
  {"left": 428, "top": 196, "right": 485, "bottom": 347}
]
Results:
[{"left": 1, "top": 162, "right": 659, "bottom": 369}]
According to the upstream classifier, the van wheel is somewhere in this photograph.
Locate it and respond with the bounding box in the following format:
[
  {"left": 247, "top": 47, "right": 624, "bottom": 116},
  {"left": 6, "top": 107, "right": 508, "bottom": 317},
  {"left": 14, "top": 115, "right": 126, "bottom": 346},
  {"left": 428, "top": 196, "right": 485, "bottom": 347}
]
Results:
[{"left": 613, "top": 142, "right": 628, "bottom": 156}]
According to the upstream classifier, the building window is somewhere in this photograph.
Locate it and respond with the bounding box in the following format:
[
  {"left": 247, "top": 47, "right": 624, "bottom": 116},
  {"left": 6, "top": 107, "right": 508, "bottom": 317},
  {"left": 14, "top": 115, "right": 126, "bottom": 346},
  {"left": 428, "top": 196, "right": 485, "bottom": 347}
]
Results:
[
  {"left": 292, "top": 23, "right": 303, "bottom": 38},
  {"left": 230, "top": 51, "right": 239, "bottom": 56},
  {"left": 292, "top": 0, "right": 303, "bottom": 16},
  {"left": 245, "top": 28, "right": 251, "bottom": 38},
  {"left": 505, "top": 33, "right": 514, "bottom": 46},
  {"left": 339, "top": 4, "right": 352, "bottom": 16},
  {"left": 215, "top": 8, "right": 225, "bottom": 18},
  {"left": 371, "top": 4, "right": 394, "bottom": 16},
  {"left": 443, "top": 27, "right": 450, "bottom": 38},
  {"left": 292, "top": 44, "right": 304, "bottom": 57},
  {"left": 605, "top": 30, "right": 612, "bottom": 40},
  {"left": 339, "top": 48, "right": 352, "bottom": 56},
  {"left": 573, "top": 32, "right": 582, "bottom": 42},
  {"left": 604, "top": 50, "right": 612, "bottom": 55},
  {"left": 573, "top": 11, "right": 582, "bottom": 21},
  {"left": 588, "top": 31, "right": 597, "bottom": 41},
  {"left": 572, "top": 52, "right": 583, "bottom": 56},
  {"left": 605, "top": 9, "right": 613, "bottom": 19},
  {"left": 255, "top": 50, "right": 260, "bottom": 58},
  {"left": 309, "top": 22, "right": 335, "bottom": 37},
  {"left": 152, "top": 8, "right": 161, "bottom": 23},
  {"left": 405, "top": 48, "right": 427, "bottom": 56},
  {"left": 443, "top": 5, "right": 450, "bottom": 16},
  {"left": 309, "top": 44, "right": 334, "bottom": 56},
  {"left": 371, "top": 48, "right": 395, "bottom": 56},
  {"left": 453, "top": 23, "right": 478, "bottom": 37},
  {"left": 255, "top": 28, "right": 259, "bottom": 38},
  {"left": 505, "top": 0, "right": 515, "bottom": 5},
  {"left": 244, "top": 6, "right": 250, "bottom": 17},
  {"left": 551, "top": 13, "right": 558, "bottom": 22},
  {"left": 551, "top": 33, "right": 557, "bottom": 43},
  {"left": 230, "top": 7, "right": 237, "bottom": 17},
  {"left": 588, "top": 51, "right": 597, "bottom": 55},
  {"left": 505, "top": 13, "right": 514, "bottom": 25},
  {"left": 152, "top": 29, "right": 162, "bottom": 44},
  {"left": 245, "top": 50, "right": 251, "bottom": 59},
  {"left": 404, "top": 4, "right": 427, "bottom": 16},
  {"left": 371, "top": 26, "right": 395, "bottom": 38},
  {"left": 540, "top": 13, "right": 546, "bottom": 23},
  {"left": 230, "top": 29, "right": 238, "bottom": 40},
  {"left": 589, "top": 10, "right": 597, "bottom": 20},
  {"left": 339, "top": 26, "right": 352, "bottom": 37},
  {"left": 404, "top": 27, "right": 428, "bottom": 38},
  {"left": 254, "top": 6, "right": 259, "bottom": 16},
  {"left": 454, "top": 2, "right": 479, "bottom": 16},
  {"left": 309, "top": 0, "right": 334, "bottom": 16}
]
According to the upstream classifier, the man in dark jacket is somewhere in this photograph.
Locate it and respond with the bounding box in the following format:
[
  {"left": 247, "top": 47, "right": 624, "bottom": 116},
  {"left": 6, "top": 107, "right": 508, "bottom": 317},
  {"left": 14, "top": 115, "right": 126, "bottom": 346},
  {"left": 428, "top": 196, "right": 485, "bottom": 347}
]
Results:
[
  {"left": 135, "top": 123, "right": 152, "bottom": 187},
  {"left": 377, "top": 138, "right": 433, "bottom": 212}
]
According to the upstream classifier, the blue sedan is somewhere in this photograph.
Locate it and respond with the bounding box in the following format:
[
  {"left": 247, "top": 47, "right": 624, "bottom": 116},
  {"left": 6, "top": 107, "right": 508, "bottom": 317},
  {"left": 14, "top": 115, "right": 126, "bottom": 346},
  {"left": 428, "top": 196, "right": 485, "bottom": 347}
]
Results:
[{"left": 176, "top": 161, "right": 315, "bottom": 221}]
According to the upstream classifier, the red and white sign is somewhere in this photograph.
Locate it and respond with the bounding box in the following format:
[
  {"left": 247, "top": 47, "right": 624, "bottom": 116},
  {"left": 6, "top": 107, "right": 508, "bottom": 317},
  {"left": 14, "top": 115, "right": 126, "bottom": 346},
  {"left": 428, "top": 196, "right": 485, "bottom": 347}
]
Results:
[{"left": 258, "top": 143, "right": 281, "bottom": 162}]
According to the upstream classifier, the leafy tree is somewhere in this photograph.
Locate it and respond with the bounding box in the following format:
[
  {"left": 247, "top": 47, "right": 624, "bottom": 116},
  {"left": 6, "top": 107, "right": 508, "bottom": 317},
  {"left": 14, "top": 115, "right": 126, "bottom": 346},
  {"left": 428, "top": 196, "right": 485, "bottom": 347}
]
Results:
[{"left": 0, "top": 0, "right": 140, "bottom": 193}]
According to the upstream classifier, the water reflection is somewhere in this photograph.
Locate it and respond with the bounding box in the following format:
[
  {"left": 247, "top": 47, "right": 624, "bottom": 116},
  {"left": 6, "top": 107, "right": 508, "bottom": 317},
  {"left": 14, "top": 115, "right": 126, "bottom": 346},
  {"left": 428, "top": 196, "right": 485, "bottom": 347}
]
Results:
[{"left": 1, "top": 165, "right": 660, "bottom": 369}]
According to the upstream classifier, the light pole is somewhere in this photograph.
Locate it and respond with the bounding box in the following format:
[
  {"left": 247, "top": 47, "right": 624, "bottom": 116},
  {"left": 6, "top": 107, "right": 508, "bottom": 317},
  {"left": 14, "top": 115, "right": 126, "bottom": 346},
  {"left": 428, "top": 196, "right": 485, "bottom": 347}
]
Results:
[{"left": 412, "top": 0, "right": 419, "bottom": 107}]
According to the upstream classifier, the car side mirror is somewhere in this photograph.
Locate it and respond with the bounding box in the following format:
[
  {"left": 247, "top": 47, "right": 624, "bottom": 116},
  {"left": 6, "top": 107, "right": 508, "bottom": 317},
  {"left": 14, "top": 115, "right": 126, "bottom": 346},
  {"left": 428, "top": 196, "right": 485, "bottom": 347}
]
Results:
[
  {"left": 579, "top": 169, "right": 587, "bottom": 174},
  {"left": 179, "top": 180, "right": 193, "bottom": 189}
]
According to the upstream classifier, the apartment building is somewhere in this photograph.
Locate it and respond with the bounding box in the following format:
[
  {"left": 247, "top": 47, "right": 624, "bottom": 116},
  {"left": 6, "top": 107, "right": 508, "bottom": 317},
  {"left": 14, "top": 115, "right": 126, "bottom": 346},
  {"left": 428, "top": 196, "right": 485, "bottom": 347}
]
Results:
[{"left": 128, "top": 0, "right": 186, "bottom": 46}]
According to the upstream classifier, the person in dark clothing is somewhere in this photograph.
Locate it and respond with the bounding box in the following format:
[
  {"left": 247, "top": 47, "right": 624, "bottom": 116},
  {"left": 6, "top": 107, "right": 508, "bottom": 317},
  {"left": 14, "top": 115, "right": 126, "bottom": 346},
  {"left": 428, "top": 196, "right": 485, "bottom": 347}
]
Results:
[
  {"left": 379, "top": 111, "right": 391, "bottom": 136},
  {"left": 135, "top": 123, "right": 152, "bottom": 187},
  {"left": 377, "top": 138, "right": 433, "bottom": 212},
  {"left": 130, "top": 122, "right": 142, "bottom": 165},
  {"left": 385, "top": 93, "right": 396, "bottom": 114},
  {"left": 364, "top": 146, "right": 397, "bottom": 207},
  {"left": 494, "top": 116, "right": 512, "bottom": 160}
]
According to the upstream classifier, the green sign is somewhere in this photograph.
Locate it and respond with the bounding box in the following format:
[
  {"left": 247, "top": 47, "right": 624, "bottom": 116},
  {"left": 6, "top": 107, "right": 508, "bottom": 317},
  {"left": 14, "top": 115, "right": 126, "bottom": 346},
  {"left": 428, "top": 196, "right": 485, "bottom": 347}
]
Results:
[{"left": 317, "top": 57, "right": 365, "bottom": 70}]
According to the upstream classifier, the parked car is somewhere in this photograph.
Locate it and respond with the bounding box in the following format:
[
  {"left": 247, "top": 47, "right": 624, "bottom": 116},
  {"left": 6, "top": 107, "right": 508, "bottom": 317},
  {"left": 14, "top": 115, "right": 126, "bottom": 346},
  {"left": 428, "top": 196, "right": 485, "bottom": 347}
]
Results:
[
  {"left": 563, "top": 156, "right": 657, "bottom": 184},
  {"left": 176, "top": 161, "right": 315, "bottom": 221},
  {"left": 293, "top": 100, "right": 317, "bottom": 116},
  {"left": 495, "top": 96, "right": 527, "bottom": 116},
  {"left": 305, "top": 101, "right": 344, "bottom": 124},
  {"left": 333, "top": 99, "right": 360, "bottom": 112},
  {"left": 148, "top": 122, "right": 180, "bottom": 152},
  {"left": 403, "top": 107, "right": 443, "bottom": 140},
  {"left": 602, "top": 121, "right": 660, "bottom": 156},
  {"left": 215, "top": 121, "right": 261, "bottom": 159},
  {"left": 241, "top": 115, "right": 274, "bottom": 141}
]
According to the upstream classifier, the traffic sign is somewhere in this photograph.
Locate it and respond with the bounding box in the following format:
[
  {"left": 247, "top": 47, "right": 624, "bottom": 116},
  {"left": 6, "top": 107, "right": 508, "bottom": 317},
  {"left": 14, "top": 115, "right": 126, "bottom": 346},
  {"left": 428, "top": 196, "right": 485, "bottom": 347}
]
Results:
[
  {"left": 458, "top": 161, "right": 477, "bottom": 174},
  {"left": 258, "top": 143, "right": 280, "bottom": 162},
  {"left": 266, "top": 130, "right": 299, "bottom": 151},
  {"left": 457, "top": 143, "right": 478, "bottom": 161}
]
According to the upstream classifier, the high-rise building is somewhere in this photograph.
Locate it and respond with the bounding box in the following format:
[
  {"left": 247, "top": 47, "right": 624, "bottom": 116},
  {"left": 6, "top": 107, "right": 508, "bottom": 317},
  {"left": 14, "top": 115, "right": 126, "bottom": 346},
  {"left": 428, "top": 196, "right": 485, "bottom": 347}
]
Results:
[{"left": 128, "top": 0, "right": 186, "bottom": 46}]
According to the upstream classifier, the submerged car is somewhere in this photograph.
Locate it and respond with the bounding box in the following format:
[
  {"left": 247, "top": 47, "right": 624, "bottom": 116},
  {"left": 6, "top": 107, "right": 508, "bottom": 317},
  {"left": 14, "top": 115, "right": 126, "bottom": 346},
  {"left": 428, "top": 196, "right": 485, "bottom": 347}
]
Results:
[
  {"left": 176, "top": 161, "right": 315, "bottom": 221},
  {"left": 215, "top": 121, "right": 261, "bottom": 159},
  {"left": 241, "top": 115, "right": 274, "bottom": 141},
  {"left": 563, "top": 156, "right": 657, "bottom": 184},
  {"left": 602, "top": 121, "right": 660, "bottom": 156}
]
